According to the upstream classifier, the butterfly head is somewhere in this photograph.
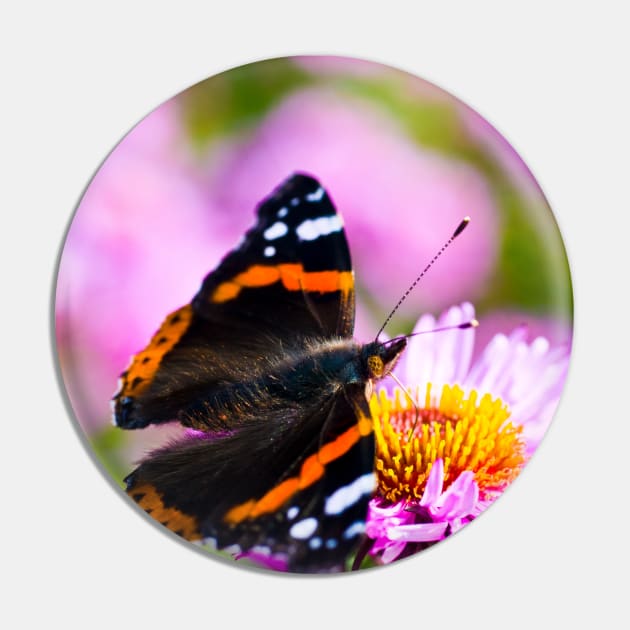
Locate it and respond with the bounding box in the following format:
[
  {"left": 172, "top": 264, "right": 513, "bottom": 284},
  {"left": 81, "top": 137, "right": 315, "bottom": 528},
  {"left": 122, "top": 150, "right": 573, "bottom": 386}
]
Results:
[{"left": 362, "top": 337, "right": 407, "bottom": 381}]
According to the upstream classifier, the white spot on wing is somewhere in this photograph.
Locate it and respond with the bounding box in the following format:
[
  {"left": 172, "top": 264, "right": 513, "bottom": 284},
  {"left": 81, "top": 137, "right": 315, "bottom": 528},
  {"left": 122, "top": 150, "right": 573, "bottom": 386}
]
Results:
[
  {"left": 295, "top": 215, "right": 343, "bottom": 242},
  {"left": 277, "top": 207, "right": 288, "bottom": 218},
  {"left": 264, "top": 246, "right": 276, "bottom": 257},
  {"left": 306, "top": 187, "right": 325, "bottom": 202},
  {"left": 309, "top": 537, "right": 322, "bottom": 550},
  {"left": 324, "top": 473, "right": 375, "bottom": 515},
  {"left": 289, "top": 517, "right": 318, "bottom": 539},
  {"left": 290, "top": 197, "right": 300, "bottom": 206},
  {"left": 263, "top": 221, "right": 288, "bottom": 241},
  {"left": 342, "top": 521, "right": 366, "bottom": 540},
  {"left": 287, "top": 506, "right": 299, "bottom": 520},
  {"left": 325, "top": 539, "right": 338, "bottom": 549}
]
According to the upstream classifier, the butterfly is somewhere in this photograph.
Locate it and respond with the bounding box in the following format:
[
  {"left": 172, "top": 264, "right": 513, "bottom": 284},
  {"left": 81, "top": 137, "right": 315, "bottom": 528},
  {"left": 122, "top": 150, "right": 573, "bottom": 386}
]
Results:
[{"left": 112, "top": 173, "right": 408, "bottom": 573}]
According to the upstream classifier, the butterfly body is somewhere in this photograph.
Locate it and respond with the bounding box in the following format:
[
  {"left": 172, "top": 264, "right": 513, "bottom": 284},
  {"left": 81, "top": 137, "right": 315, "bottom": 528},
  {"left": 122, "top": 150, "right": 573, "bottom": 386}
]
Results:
[
  {"left": 176, "top": 337, "right": 404, "bottom": 429},
  {"left": 113, "top": 173, "right": 406, "bottom": 572}
]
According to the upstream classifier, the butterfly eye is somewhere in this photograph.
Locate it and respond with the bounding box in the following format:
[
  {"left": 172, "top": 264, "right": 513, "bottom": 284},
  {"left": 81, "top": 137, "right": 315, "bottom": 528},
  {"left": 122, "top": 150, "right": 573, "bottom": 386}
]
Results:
[{"left": 367, "top": 355, "right": 384, "bottom": 379}]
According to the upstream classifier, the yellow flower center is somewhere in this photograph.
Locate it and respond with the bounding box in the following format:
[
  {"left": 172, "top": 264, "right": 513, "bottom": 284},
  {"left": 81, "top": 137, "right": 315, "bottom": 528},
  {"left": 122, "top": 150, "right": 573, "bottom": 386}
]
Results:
[{"left": 372, "top": 383, "right": 527, "bottom": 503}]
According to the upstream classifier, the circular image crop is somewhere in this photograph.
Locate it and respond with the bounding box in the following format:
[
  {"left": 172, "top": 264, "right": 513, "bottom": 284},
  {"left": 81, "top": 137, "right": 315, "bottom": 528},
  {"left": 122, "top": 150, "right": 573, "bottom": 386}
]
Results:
[{"left": 55, "top": 55, "right": 573, "bottom": 574}]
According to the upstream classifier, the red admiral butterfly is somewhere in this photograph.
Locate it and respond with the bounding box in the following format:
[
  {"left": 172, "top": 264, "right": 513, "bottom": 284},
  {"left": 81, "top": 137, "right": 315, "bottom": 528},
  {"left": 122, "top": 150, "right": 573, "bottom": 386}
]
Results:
[{"left": 112, "top": 173, "right": 463, "bottom": 573}]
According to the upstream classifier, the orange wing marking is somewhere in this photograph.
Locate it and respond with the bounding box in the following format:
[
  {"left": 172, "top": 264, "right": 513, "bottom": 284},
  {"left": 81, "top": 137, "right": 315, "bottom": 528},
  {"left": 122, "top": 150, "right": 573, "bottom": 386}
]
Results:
[
  {"left": 117, "top": 304, "right": 193, "bottom": 398},
  {"left": 224, "top": 414, "right": 373, "bottom": 525},
  {"left": 130, "top": 483, "right": 200, "bottom": 540},
  {"left": 211, "top": 264, "right": 353, "bottom": 303}
]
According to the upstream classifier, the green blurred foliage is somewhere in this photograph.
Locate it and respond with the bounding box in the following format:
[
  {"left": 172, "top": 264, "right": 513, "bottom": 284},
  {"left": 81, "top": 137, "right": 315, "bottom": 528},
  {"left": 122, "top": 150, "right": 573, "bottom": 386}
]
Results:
[
  {"left": 181, "top": 59, "right": 311, "bottom": 147},
  {"left": 90, "top": 425, "right": 129, "bottom": 487}
]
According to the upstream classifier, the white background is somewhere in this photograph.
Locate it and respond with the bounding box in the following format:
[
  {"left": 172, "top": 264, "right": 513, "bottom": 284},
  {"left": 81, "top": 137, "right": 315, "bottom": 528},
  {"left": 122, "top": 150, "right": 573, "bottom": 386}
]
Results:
[{"left": 2, "top": 1, "right": 629, "bottom": 628}]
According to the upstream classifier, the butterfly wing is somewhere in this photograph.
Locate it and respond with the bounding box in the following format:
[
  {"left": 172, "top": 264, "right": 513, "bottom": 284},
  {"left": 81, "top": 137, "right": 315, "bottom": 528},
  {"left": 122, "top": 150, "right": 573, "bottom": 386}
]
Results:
[
  {"left": 113, "top": 173, "right": 355, "bottom": 429},
  {"left": 125, "top": 383, "right": 375, "bottom": 573}
]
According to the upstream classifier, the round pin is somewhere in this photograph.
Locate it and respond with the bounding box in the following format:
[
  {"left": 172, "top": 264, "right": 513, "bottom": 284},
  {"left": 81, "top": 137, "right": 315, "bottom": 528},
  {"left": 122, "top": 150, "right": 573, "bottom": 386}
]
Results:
[{"left": 54, "top": 55, "right": 573, "bottom": 574}]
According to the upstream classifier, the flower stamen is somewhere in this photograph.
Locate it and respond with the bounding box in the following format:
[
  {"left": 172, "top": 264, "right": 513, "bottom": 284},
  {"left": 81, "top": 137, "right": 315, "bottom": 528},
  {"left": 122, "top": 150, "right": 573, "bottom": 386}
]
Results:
[{"left": 372, "top": 383, "right": 527, "bottom": 503}]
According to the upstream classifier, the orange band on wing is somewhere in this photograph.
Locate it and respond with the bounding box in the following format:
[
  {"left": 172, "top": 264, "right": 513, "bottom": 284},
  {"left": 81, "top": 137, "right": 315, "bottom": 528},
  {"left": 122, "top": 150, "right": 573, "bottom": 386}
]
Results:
[
  {"left": 211, "top": 282, "right": 240, "bottom": 303},
  {"left": 116, "top": 304, "right": 193, "bottom": 398},
  {"left": 236, "top": 264, "right": 285, "bottom": 286},
  {"left": 211, "top": 264, "right": 353, "bottom": 303},
  {"left": 224, "top": 414, "right": 373, "bottom": 525},
  {"left": 130, "top": 483, "right": 200, "bottom": 540}
]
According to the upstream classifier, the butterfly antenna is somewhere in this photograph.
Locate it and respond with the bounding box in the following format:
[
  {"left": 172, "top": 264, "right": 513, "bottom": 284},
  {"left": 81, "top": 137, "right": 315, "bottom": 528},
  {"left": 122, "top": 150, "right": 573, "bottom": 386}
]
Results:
[
  {"left": 374, "top": 217, "right": 471, "bottom": 341},
  {"left": 401, "top": 319, "right": 479, "bottom": 340}
]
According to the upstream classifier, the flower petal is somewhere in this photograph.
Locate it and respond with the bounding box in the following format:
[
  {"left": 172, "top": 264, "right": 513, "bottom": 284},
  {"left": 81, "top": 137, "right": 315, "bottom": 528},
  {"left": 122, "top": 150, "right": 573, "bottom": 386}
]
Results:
[
  {"left": 401, "top": 312, "right": 438, "bottom": 386},
  {"left": 380, "top": 541, "right": 408, "bottom": 564},
  {"left": 431, "top": 471, "right": 478, "bottom": 521},
  {"left": 420, "top": 459, "right": 444, "bottom": 506},
  {"left": 386, "top": 522, "right": 449, "bottom": 543},
  {"left": 429, "top": 304, "right": 473, "bottom": 387},
  {"left": 450, "top": 302, "right": 476, "bottom": 383}
]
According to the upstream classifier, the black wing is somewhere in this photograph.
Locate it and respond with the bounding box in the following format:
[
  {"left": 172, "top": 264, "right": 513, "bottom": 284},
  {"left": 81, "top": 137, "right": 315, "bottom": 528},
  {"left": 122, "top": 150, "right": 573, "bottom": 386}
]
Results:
[
  {"left": 125, "top": 383, "right": 375, "bottom": 573},
  {"left": 113, "top": 173, "right": 355, "bottom": 429}
]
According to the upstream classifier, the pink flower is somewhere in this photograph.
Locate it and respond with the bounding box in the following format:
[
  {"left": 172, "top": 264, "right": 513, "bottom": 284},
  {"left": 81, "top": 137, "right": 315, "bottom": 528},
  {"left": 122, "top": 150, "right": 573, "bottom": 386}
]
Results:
[
  {"left": 395, "top": 302, "right": 571, "bottom": 453},
  {"left": 367, "top": 459, "right": 479, "bottom": 564},
  {"left": 469, "top": 308, "right": 572, "bottom": 363},
  {"left": 364, "top": 302, "right": 571, "bottom": 566}
]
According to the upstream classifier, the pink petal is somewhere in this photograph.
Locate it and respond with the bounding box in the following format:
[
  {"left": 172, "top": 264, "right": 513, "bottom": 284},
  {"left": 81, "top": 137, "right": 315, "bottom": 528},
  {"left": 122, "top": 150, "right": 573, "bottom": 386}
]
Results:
[
  {"left": 431, "top": 471, "right": 478, "bottom": 521},
  {"left": 401, "top": 312, "right": 438, "bottom": 386},
  {"left": 450, "top": 302, "right": 476, "bottom": 383},
  {"left": 380, "top": 541, "right": 408, "bottom": 564},
  {"left": 386, "top": 522, "right": 448, "bottom": 543},
  {"left": 420, "top": 459, "right": 444, "bottom": 506},
  {"left": 430, "top": 305, "right": 472, "bottom": 386}
]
